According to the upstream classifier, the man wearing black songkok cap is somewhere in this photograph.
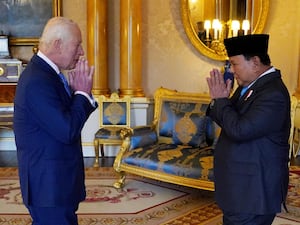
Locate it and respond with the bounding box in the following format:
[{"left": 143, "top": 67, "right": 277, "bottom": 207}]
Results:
[{"left": 206, "top": 34, "right": 290, "bottom": 225}]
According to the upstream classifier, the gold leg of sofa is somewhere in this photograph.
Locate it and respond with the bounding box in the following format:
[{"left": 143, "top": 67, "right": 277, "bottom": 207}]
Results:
[
  {"left": 113, "top": 171, "right": 126, "bottom": 189},
  {"left": 112, "top": 129, "right": 132, "bottom": 189},
  {"left": 93, "top": 139, "right": 100, "bottom": 167}
]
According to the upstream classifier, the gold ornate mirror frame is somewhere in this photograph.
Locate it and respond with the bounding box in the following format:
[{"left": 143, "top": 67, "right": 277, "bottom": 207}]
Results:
[{"left": 181, "top": 0, "right": 269, "bottom": 61}]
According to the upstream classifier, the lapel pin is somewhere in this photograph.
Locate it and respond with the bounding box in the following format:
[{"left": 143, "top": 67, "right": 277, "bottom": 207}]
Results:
[{"left": 245, "top": 90, "right": 253, "bottom": 101}]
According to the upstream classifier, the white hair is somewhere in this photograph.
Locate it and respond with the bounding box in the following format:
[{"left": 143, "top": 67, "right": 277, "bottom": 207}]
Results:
[{"left": 39, "top": 17, "right": 78, "bottom": 49}]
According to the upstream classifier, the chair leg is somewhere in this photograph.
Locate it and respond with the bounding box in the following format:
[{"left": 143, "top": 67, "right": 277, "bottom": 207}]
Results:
[
  {"left": 93, "top": 139, "right": 100, "bottom": 167},
  {"left": 100, "top": 144, "right": 104, "bottom": 157}
]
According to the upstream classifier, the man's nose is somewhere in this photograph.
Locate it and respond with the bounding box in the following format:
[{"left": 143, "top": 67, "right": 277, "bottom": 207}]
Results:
[{"left": 78, "top": 45, "right": 84, "bottom": 55}]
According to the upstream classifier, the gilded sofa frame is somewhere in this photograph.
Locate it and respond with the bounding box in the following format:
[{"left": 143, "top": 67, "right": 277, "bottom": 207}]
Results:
[{"left": 113, "top": 87, "right": 215, "bottom": 191}]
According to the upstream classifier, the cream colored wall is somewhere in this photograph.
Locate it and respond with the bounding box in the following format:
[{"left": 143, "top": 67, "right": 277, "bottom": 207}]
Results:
[
  {"left": 62, "top": 0, "right": 87, "bottom": 54},
  {"left": 141, "top": 0, "right": 223, "bottom": 96},
  {"left": 139, "top": 0, "right": 300, "bottom": 96},
  {"left": 265, "top": 0, "right": 300, "bottom": 96},
  {"left": 12, "top": 0, "right": 300, "bottom": 97}
]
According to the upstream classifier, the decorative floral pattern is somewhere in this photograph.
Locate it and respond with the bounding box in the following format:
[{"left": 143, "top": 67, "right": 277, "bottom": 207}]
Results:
[
  {"left": 1, "top": 167, "right": 300, "bottom": 224},
  {"left": 85, "top": 185, "right": 154, "bottom": 203}
]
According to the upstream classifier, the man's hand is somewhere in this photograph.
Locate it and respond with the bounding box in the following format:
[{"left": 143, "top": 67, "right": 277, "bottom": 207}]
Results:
[
  {"left": 206, "top": 68, "right": 232, "bottom": 99},
  {"left": 68, "top": 58, "right": 94, "bottom": 95}
]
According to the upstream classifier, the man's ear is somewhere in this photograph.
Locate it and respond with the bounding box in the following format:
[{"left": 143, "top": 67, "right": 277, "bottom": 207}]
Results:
[
  {"left": 53, "top": 39, "right": 62, "bottom": 53},
  {"left": 252, "top": 56, "right": 260, "bottom": 66},
  {"left": 251, "top": 56, "right": 261, "bottom": 73}
]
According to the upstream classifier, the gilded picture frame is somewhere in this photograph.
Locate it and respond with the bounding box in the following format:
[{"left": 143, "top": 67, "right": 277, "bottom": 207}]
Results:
[{"left": 1, "top": 0, "right": 62, "bottom": 46}]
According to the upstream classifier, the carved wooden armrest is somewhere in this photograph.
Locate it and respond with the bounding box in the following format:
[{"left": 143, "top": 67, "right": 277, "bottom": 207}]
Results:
[
  {"left": 113, "top": 125, "right": 158, "bottom": 189},
  {"left": 113, "top": 128, "right": 133, "bottom": 172}
]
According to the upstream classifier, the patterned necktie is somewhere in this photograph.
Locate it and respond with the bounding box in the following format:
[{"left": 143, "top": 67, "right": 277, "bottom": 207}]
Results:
[{"left": 58, "top": 73, "right": 71, "bottom": 96}]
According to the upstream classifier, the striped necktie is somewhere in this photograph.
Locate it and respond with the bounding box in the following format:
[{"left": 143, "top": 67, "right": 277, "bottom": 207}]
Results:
[{"left": 58, "top": 73, "right": 71, "bottom": 96}]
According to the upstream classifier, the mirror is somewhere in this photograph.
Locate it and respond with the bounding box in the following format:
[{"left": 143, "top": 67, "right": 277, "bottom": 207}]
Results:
[{"left": 181, "top": 0, "right": 269, "bottom": 61}]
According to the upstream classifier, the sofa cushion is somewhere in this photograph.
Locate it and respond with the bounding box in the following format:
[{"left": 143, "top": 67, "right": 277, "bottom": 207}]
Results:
[
  {"left": 130, "top": 126, "right": 158, "bottom": 149},
  {"left": 158, "top": 101, "right": 177, "bottom": 137},
  {"left": 172, "top": 111, "right": 208, "bottom": 147},
  {"left": 158, "top": 100, "right": 208, "bottom": 138},
  {"left": 122, "top": 143, "right": 214, "bottom": 181}
]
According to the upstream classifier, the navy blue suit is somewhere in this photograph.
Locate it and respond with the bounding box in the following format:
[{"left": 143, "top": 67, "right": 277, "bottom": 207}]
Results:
[
  {"left": 207, "top": 70, "right": 290, "bottom": 215},
  {"left": 13, "top": 55, "right": 97, "bottom": 211}
]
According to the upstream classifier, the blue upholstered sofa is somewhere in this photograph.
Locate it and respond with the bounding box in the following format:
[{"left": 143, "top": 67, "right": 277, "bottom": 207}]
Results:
[{"left": 113, "top": 87, "right": 218, "bottom": 191}]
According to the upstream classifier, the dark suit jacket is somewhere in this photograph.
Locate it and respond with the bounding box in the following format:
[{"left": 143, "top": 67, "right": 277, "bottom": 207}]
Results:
[
  {"left": 207, "top": 69, "right": 290, "bottom": 214},
  {"left": 13, "top": 54, "right": 97, "bottom": 207}
]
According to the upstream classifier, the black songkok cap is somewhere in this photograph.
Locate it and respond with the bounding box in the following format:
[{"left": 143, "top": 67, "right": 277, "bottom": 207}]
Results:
[{"left": 224, "top": 34, "right": 269, "bottom": 57}]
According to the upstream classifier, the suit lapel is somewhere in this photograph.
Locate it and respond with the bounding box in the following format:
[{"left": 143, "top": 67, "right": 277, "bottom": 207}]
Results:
[
  {"left": 31, "top": 55, "right": 72, "bottom": 99},
  {"left": 31, "top": 54, "right": 57, "bottom": 76},
  {"left": 233, "top": 70, "right": 281, "bottom": 110}
]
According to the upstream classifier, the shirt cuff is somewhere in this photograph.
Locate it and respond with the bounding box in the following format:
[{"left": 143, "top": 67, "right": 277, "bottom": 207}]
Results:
[{"left": 74, "top": 91, "right": 97, "bottom": 107}]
